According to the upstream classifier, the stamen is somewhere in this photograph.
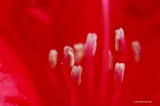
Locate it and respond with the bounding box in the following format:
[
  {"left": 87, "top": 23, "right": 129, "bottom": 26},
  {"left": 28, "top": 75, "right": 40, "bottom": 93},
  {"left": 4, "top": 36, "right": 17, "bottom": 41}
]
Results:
[
  {"left": 71, "top": 66, "right": 82, "bottom": 85},
  {"left": 111, "top": 63, "right": 125, "bottom": 106},
  {"left": 86, "top": 33, "right": 97, "bottom": 55},
  {"left": 71, "top": 65, "right": 82, "bottom": 86},
  {"left": 86, "top": 33, "right": 97, "bottom": 106},
  {"left": 73, "top": 43, "right": 85, "bottom": 64},
  {"left": 115, "top": 28, "right": 125, "bottom": 51},
  {"left": 63, "top": 46, "right": 74, "bottom": 67},
  {"left": 115, "top": 63, "right": 125, "bottom": 82},
  {"left": 115, "top": 28, "right": 127, "bottom": 63},
  {"left": 48, "top": 49, "right": 58, "bottom": 68},
  {"left": 61, "top": 46, "right": 75, "bottom": 92},
  {"left": 132, "top": 41, "right": 141, "bottom": 62},
  {"left": 62, "top": 46, "right": 78, "bottom": 106}
]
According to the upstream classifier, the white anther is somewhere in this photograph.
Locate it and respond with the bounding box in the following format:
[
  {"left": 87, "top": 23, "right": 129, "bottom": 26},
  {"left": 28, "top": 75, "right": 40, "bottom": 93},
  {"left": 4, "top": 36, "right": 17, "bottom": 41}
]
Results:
[
  {"left": 115, "top": 28, "right": 125, "bottom": 51},
  {"left": 86, "top": 33, "right": 97, "bottom": 55},
  {"left": 115, "top": 62, "right": 125, "bottom": 82},
  {"left": 132, "top": 41, "right": 141, "bottom": 62},
  {"left": 73, "top": 43, "right": 85, "bottom": 64},
  {"left": 48, "top": 49, "right": 58, "bottom": 68},
  {"left": 63, "top": 46, "right": 74, "bottom": 67},
  {"left": 71, "top": 65, "right": 82, "bottom": 86}
]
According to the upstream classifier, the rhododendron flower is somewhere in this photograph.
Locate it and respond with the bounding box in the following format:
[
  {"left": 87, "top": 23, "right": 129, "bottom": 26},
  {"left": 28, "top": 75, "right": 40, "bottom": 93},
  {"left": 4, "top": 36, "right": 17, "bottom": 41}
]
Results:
[{"left": 0, "top": 0, "right": 160, "bottom": 106}]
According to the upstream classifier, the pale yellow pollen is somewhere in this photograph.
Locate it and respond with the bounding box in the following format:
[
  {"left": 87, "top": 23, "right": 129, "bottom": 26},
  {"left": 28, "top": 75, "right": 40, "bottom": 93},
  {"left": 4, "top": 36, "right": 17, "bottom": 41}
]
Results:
[
  {"left": 115, "top": 28, "right": 125, "bottom": 51},
  {"left": 73, "top": 43, "right": 85, "bottom": 64},
  {"left": 132, "top": 40, "right": 141, "bottom": 62},
  {"left": 86, "top": 33, "right": 97, "bottom": 55},
  {"left": 115, "top": 62, "right": 125, "bottom": 82},
  {"left": 63, "top": 46, "right": 74, "bottom": 67},
  {"left": 48, "top": 49, "right": 58, "bottom": 68},
  {"left": 71, "top": 65, "right": 82, "bottom": 86}
]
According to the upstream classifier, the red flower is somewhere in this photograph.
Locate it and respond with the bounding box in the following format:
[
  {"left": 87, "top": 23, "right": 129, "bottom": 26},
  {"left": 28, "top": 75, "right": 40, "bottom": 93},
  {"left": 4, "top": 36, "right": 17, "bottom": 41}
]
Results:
[{"left": 0, "top": 0, "right": 160, "bottom": 106}]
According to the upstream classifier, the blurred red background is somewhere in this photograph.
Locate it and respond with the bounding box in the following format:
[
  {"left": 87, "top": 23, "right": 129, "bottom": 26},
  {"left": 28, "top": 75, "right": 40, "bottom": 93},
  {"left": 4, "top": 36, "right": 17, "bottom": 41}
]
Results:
[{"left": 0, "top": 0, "right": 160, "bottom": 106}]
